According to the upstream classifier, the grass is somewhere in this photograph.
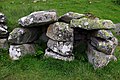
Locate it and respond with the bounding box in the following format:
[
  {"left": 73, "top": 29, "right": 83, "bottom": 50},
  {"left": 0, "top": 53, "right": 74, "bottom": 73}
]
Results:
[{"left": 0, "top": 0, "right": 120, "bottom": 80}]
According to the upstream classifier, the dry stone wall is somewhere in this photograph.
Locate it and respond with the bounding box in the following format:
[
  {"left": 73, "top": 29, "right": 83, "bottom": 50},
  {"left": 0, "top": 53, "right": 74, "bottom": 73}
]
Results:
[{"left": 0, "top": 10, "right": 119, "bottom": 69}]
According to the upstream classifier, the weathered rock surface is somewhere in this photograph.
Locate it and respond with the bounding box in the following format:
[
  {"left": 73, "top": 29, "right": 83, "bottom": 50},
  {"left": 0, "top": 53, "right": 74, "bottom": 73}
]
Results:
[
  {"left": 70, "top": 18, "right": 115, "bottom": 30},
  {"left": 90, "top": 37, "right": 118, "bottom": 55},
  {"left": 91, "top": 30, "right": 113, "bottom": 40},
  {"left": 87, "top": 44, "right": 117, "bottom": 69},
  {"left": 46, "top": 22, "right": 73, "bottom": 41},
  {"left": 0, "top": 38, "right": 8, "bottom": 49},
  {"left": 0, "top": 24, "right": 8, "bottom": 37},
  {"left": 0, "top": 12, "right": 6, "bottom": 23},
  {"left": 18, "top": 10, "right": 57, "bottom": 27},
  {"left": 47, "top": 39, "right": 73, "bottom": 56},
  {"left": 9, "top": 44, "right": 36, "bottom": 60},
  {"left": 59, "top": 12, "right": 85, "bottom": 23},
  {"left": 45, "top": 48, "right": 74, "bottom": 61},
  {"left": 8, "top": 28, "right": 40, "bottom": 44}
]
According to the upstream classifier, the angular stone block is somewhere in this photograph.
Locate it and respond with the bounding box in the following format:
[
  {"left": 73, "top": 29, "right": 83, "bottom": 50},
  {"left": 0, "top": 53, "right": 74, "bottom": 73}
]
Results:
[
  {"left": 18, "top": 10, "right": 57, "bottom": 27},
  {"left": 46, "top": 22, "right": 73, "bottom": 41},
  {"left": 9, "top": 44, "right": 36, "bottom": 60},
  {"left": 8, "top": 28, "right": 40, "bottom": 44}
]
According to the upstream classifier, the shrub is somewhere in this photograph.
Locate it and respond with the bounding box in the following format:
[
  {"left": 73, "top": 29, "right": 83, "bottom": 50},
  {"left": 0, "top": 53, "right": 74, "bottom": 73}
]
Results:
[{"left": 114, "top": 0, "right": 120, "bottom": 5}]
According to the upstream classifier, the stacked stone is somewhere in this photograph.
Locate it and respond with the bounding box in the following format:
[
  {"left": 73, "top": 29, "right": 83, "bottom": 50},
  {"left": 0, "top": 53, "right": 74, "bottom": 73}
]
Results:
[
  {"left": 45, "top": 22, "right": 74, "bottom": 61},
  {"left": 0, "top": 12, "right": 9, "bottom": 49},
  {"left": 8, "top": 10, "right": 57, "bottom": 60},
  {"left": 69, "top": 15, "right": 118, "bottom": 69}
]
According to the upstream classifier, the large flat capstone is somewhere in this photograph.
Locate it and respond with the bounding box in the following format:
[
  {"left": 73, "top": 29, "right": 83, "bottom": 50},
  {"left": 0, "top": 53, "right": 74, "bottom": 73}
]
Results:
[
  {"left": 70, "top": 18, "right": 115, "bottom": 30},
  {"left": 18, "top": 10, "right": 57, "bottom": 27}
]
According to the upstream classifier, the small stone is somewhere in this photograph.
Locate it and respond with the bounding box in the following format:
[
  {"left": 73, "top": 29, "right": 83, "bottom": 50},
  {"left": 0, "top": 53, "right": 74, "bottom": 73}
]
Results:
[
  {"left": 59, "top": 12, "right": 85, "bottom": 23},
  {"left": 46, "top": 22, "right": 73, "bottom": 41},
  {"left": 0, "top": 38, "right": 8, "bottom": 49},
  {"left": 18, "top": 10, "right": 57, "bottom": 27},
  {"left": 0, "top": 12, "right": 6, "bottom": 23},
  {"left": 8, "top": 28, "right": 40, "bottom": 44},
  {"left": 87, "top": 44, "right": 117, "bottom": 69},
  {"left": 9, "top": 44, "right": 36, "bottom": 60}
]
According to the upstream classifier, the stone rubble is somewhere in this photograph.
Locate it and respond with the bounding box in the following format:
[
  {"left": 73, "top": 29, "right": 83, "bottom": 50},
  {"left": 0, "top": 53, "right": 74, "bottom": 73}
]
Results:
[{"left": 0, "top": 11, "right": 118, "bottom": 69}]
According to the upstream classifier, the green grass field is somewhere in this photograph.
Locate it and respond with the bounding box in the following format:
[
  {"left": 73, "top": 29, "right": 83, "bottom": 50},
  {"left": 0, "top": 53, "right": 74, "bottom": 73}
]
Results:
[{"left": 0, "top": 0, "right": 120, "bottom": 80}]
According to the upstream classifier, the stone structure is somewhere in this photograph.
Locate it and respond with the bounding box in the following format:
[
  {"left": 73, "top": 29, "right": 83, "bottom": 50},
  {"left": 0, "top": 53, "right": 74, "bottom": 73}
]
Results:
[
  {"left": 0, "top": 11, "right": 118, "bottom": 69},
  {"left": 45, "top": 12, "right": 118, "bottom": 69}
]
